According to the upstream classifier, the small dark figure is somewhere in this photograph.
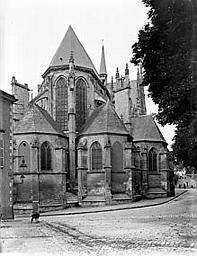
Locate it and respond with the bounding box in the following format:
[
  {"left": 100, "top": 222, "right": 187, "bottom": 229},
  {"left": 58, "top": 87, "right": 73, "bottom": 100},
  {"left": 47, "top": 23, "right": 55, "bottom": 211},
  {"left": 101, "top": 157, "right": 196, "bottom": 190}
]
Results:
[{"left": 31, "top": 212, "right": 40, "bottom": 223}]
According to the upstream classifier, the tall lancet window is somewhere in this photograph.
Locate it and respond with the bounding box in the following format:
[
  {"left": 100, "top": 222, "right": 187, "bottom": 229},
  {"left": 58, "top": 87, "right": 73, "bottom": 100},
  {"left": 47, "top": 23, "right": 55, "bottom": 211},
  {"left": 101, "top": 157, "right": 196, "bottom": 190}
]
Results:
[
  {"left": 55, "top": 77, "right": 68, "bottom": 130},
  {"left": 41, "top": 141, "right": 52, "bottom": 170},
  {"left": 91, "top": 142, "right": 102, "bottom": 170},
  {"left": 148, "top": 148, "right": 157, "bottom": 172},
  {"left": 76, "top": 78, "right": 87, "bottom": 131}
]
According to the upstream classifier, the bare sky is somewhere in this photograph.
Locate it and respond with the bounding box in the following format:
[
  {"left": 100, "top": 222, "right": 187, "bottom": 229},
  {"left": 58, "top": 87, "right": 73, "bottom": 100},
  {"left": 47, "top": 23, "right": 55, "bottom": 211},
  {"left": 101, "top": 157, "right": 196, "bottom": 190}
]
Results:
[{"left": 0, "top": 0, "right": 175, "bottom": 147}]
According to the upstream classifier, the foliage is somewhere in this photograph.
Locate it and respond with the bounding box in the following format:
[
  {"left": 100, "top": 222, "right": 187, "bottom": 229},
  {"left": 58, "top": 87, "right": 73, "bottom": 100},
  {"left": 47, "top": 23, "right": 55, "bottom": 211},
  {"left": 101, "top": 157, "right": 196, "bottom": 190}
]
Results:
[{"left": 131, "top": 0, "right": 197, "bottom": 168}]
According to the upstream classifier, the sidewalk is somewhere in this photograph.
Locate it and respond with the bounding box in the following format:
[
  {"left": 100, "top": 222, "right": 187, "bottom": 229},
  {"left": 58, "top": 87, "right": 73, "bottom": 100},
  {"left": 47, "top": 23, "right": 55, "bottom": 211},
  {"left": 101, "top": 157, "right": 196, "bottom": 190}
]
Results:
[{"left": 15, "top": 189, "right": 188, "bottom": 219}]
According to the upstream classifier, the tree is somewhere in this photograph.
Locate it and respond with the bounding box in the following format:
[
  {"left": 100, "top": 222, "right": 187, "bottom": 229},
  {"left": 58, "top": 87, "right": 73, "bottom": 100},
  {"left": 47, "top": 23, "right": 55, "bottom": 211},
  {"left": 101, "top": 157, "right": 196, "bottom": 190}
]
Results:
[{"left": 131, "top": 0, "right": 197, "bottom": 168}]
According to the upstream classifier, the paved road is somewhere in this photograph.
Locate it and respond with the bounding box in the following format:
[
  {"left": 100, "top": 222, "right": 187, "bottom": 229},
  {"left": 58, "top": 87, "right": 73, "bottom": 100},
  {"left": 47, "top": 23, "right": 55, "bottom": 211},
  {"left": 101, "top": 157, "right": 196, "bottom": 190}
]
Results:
[{"left": 1, "top": 190, "right": 197, "bottom": 256}]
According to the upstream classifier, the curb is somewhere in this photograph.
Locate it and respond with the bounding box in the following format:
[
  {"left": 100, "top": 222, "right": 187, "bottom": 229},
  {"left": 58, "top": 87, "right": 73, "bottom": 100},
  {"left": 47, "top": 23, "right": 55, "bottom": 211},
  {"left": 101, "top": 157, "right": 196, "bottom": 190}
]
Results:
[{"left": 34, "top": 190, "right": 188, "bottom": 218}]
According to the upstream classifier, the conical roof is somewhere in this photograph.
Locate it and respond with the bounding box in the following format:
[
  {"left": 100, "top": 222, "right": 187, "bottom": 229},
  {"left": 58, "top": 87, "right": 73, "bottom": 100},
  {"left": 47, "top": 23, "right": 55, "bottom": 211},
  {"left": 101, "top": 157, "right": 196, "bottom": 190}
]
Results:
[
  {"left": 78, "top": 100, "right": 129, "bottom": 136},
  {"left": 132, "top": 115, "right": 167, "bottom": 144},
  {"left": 48, "top": 25, "right": 98, "bottom": 75},
  {"left": 99, "top": 45, "right": 107, "bottom": 75},
  {"left": 14, "top": 103, "right": 65, "bottom": 137}
]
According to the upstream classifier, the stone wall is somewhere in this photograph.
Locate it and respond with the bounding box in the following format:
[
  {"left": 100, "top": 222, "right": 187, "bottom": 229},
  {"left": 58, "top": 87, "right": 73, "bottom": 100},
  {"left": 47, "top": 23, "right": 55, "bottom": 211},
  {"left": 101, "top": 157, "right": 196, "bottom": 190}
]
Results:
[
  {"left": 13, "top": 133, "right": 67, "bottom": 206},
  {"left": 0, "top": 95, "right": 14, "bottom": 219}
]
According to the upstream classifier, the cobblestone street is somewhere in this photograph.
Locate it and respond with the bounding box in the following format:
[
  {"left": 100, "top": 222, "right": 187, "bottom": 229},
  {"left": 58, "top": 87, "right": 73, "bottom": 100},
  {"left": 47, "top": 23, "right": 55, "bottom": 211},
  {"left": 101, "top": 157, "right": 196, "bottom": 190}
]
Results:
[{"left": 1, "top": 190, "right": 197, "bottom": 256}]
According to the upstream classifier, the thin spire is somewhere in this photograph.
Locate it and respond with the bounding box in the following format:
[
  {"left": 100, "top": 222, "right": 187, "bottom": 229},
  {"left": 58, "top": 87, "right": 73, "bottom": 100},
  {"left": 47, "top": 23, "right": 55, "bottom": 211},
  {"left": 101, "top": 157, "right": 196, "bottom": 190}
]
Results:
[
  {"left": 99, "top": 43, "right": 107, "bottom": 75},
  {"left": 125, "top": 63, "right": 129, "bottom": 76},
  {"left": 116, "top": 67, "right": 119, "bottom": 79}
]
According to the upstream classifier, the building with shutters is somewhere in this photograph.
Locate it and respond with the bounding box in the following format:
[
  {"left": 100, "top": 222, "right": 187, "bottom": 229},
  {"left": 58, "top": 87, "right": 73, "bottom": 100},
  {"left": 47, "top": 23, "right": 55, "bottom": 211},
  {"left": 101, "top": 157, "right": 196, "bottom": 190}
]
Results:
[
  {"left": 11, "top": 26, "right": 174, "bottom": 211},
  {"left": 0, "top": 90, "right": 16, "bottom": 219}
]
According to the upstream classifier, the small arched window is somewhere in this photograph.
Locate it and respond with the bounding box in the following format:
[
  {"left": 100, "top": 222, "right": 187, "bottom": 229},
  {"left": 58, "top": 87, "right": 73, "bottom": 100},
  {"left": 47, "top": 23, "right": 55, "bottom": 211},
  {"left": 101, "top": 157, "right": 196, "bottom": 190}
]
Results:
[
  {"left": 148, "top": 148, "right": 157, "bottom": 172},
  {"left": 55, "top": 77, "right": 68, "bottom": 130},
  {"left": 76, "top": 78, "right": 87, "bottom": 131},
  {"left": 91, "top": 142, "right": 102, "bottom": 170},
  {"left": 18, "top": 141, "right": 30, "bottom": 171},
  {"left": 41, "top": 141, "right": 52, "bottom": 170}
]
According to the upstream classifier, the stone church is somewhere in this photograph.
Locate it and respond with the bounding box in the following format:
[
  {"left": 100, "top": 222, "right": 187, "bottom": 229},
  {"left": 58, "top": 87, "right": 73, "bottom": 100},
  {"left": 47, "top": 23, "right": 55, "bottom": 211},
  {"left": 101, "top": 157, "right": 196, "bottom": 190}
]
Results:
[{"left": 11, "top": 26, "right": 174, "bottom": 211}]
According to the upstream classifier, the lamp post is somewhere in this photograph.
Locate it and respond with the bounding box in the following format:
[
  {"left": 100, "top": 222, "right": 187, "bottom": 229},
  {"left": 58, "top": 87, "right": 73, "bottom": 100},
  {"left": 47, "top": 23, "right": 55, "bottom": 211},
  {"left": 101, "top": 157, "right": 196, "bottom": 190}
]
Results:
[{"left": 13, "top": 156, "right": 27, "bottom": 208}]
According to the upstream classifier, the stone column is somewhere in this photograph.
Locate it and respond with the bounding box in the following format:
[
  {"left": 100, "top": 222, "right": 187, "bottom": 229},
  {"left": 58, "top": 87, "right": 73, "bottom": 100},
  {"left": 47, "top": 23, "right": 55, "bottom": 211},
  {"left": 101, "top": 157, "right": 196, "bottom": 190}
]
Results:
[
  {"left": 68, "top": 57, "right": 76, "bottom": 189},
  {"left": 134, "top": 147, "right": 141, "bottom": 169},
  {"left": 55, "top": 145, "right": 67, "bottom": 206},
  {"left": 124, "top": 142, "right": 133, "bottom": 197},
  {"left": 77, "top": 141, "right": 88, "bottom": 203},
  {"left": 159, "top": 152, "right": 169, "bottom": 193},
  {"left": 132, "top": 147, "right": 141, "bottom": 195},
  {"left": 141, "top": 150, "right": 148, "bottom": 196},
  {"left": 104, "top": 138, "right": 112, "bottom": 204},
  {"left": 31, "top": 138, "right": 40, "bottom": 204}
]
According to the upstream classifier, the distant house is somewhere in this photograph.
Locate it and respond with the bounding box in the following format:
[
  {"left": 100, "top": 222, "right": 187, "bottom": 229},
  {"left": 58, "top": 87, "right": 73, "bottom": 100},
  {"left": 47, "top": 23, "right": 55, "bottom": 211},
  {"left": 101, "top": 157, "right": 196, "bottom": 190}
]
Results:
[{"left": 0, "top": 90, "right": 16, "bottom": 219}]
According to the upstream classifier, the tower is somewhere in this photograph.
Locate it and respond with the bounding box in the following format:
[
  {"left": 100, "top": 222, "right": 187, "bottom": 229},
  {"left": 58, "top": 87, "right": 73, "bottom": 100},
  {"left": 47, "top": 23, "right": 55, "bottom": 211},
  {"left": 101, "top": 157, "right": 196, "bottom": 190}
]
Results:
[
  {"left": 137, "top": 63, "right": 146, "bottom": 115},
  {"left": 99, "top": 44, "right": 107, "bottom": 86}
]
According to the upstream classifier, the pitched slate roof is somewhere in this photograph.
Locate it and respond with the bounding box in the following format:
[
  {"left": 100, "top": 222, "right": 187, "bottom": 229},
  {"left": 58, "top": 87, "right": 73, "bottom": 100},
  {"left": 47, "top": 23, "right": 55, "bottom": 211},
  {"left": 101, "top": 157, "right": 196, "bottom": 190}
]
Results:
[
  {"left": 48, "top": 25, "right": 98, "bottom": 75},
  {"left": 14, "top": 103, "right": 65, "bottom": 136},
  {"left": 132, "top": 115, "right": 167, "bottom": 144},
  {"left": 78, "top": 100, "right": 129, "bottom": 136},
  {"left": 99, "top": 45, "right": 107, "bottom": 75}
]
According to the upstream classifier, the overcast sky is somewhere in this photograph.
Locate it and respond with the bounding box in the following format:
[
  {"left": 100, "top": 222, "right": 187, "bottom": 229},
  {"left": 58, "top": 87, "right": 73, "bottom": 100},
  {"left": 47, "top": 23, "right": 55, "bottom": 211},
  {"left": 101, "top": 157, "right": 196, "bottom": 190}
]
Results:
[{"left": 0, "top": 0, "right": 175, "bottom": 147}]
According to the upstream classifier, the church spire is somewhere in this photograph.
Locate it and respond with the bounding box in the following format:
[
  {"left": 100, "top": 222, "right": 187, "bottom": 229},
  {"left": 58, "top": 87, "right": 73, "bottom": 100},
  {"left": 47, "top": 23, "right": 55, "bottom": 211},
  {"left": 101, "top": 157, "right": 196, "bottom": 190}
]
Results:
[
  {"left": 99, "top": 43, "right": 107, "bottom": 85},
  {"left": 125, "top": 63, "right": 129, "bottom": 76}
]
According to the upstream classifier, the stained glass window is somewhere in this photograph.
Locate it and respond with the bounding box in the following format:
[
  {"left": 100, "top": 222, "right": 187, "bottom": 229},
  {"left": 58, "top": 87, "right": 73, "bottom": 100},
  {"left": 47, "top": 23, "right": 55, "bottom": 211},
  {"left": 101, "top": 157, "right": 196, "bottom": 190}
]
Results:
[
  {"left": 55, "top": 77, "right": 68, "bottom": 130},
  {"left": 91, "top": 142, "right": 102, "bottom": 170},
  {"left": 148, "top": 148, "right": 157, "bottom": 172},
  {"left": 76, "top": 79, "right": 87, "bottom": 131},
  {"left": 41, "top": 141, "right": 52, "bottom": 170}
]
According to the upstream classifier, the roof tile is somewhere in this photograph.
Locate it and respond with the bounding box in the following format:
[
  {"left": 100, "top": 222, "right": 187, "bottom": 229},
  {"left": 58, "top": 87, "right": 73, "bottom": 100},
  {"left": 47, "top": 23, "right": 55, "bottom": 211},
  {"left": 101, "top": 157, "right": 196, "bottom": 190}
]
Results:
[
  {"left": 49, "top": 25, "right": 98, "bottom": 75},
  {"left": 14, "top": 103, "right": 65, "bottom": 136},
  {"left": 78, "top": 100, "right": 129, "bottom": 136},
  {"left": 132, "top": 115, "right": 167, "bottom": 144}
]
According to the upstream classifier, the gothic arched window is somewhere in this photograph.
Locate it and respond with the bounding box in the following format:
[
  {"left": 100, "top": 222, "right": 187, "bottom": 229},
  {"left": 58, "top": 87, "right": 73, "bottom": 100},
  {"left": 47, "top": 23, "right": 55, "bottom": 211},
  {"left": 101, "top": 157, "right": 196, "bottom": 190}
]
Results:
[
  {"left": 91, "top": 142, "right": 102, "bottom": 170},
  {"left": 76, "top": 78, "right": 87, "bottom": 131},
  {"left": 41, "top": 141, "right": 52, "bottom": 170},
  {"left": 55, "top": 77, "right": 68, "bottom": 130},
  {"left": 148, "top": 148, "right": 157, "bottom": 172}
]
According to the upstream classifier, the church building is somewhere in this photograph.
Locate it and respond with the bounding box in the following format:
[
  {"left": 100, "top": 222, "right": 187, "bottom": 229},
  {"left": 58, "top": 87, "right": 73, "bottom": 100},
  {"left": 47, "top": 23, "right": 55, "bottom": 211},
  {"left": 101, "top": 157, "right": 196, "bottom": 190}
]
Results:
[{"left": 11, "top": 26, "right": 174, "bottom": 211}]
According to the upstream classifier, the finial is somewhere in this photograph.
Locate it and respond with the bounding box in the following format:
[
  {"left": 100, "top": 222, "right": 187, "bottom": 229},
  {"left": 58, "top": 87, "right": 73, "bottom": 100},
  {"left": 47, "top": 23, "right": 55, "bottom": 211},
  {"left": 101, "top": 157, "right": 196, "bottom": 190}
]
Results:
[
  {"left": 30, "top": 89, "right": 33, "bottom": 101},
  {"left": 116, "top": 67, "right": 119, "bottom": 79},
  {"left": 69, "top": 51, "right": 74, "bottom": 63},
  {"left": 11, "top": 76, "right": 16, "bottom": 84},
  {"left": 125, "top": 63, "right": 129, "bottom": 76},
  {"left": 68, "top": 51, "right": 75, "bottom": 79}
]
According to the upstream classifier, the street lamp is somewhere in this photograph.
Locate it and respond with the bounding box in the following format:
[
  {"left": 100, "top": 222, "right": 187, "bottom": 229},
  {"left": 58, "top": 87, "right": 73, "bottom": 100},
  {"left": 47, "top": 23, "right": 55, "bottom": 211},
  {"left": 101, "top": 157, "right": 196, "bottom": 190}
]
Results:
[{"left": 19, "top": 158, "right": 27, "bottom": 183}]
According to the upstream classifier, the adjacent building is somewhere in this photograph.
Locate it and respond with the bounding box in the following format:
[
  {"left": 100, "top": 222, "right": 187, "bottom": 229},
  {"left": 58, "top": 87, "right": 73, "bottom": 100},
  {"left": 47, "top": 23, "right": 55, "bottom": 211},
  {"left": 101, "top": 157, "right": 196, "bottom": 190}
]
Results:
[{"left": 0, "top": 90, "right": 16, "bottom": 219}]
